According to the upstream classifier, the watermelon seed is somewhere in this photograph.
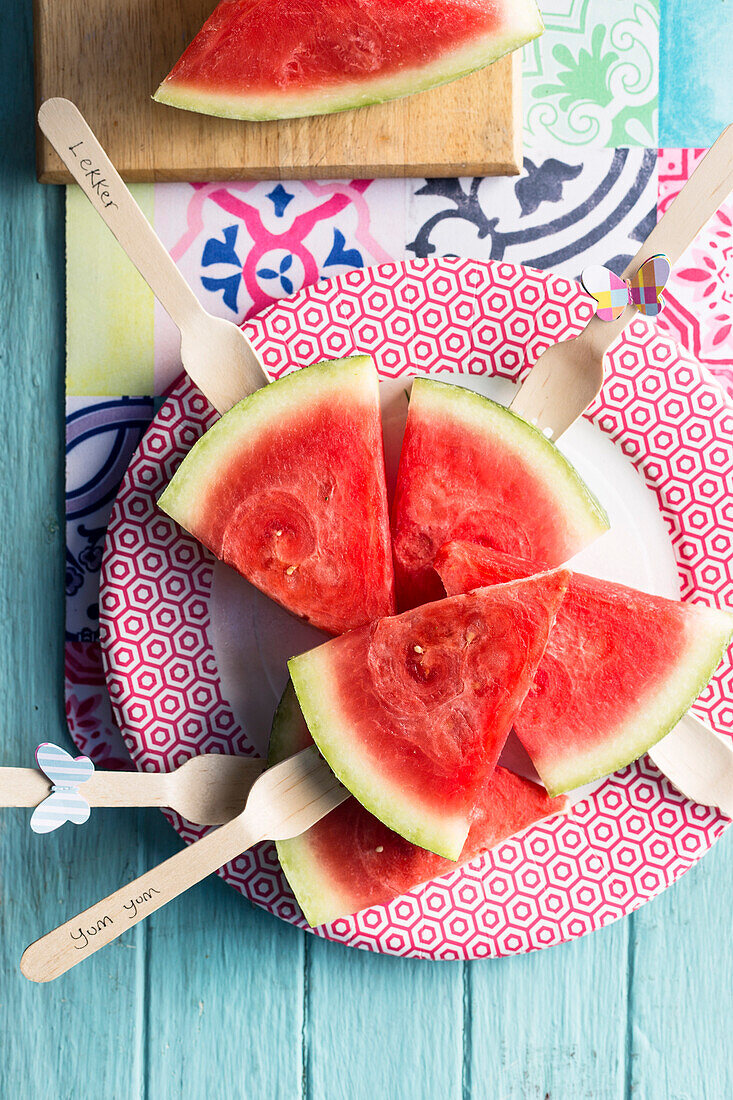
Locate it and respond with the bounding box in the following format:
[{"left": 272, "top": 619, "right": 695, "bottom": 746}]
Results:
[
  {"left": 286, "top": 565, "right": 297, "bottom": 575},
  {"left": 375, "top": 846, "right": 384, "bottom": 853},
  {"left": 414, "top": 645, "right": 424, "bottom": 654},
  {"left": 274, "top": 529, "right": 283, "bottom": 537}
]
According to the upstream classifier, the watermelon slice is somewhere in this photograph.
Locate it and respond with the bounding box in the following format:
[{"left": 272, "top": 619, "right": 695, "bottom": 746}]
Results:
[
  {"left": 270, "top": 682, "right": 567, "bottom": 926},
  {"left": 288, "top": 570, "right": 569, "bottom": 859},
  {"left": 154, "top": 0, "right": 544, "bottom": 122},
  {"left": 436, "top": 541, "right": 733, "bottom": 795},
  {"left": 158, "top": 356, "right": 395, "bottom": 635},
  {"left": 391, "top": 378, "right": 609, "bottom": 610}
]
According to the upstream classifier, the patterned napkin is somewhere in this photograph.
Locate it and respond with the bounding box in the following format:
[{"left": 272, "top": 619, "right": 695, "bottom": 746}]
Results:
[{"left": 64, "top": 0, "right": 732, "bottom": 765}]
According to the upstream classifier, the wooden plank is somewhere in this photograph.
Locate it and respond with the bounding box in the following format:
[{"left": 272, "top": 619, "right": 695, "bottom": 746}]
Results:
[
  {"left": 627, "top": 839, "right": 733, "bottom": 1100},
  {"left": 0, "top": 6, "right": 144, "bottom": 1088},
  {"left": 306, "top": 937, "right": 463, "bottom": 1099},
  {"left": 467, "top": 923, "right": 630, "bottom": 1099},
  {"left": 1, "top": 815, "right": 148, "bottom": 1097},
  {"left": 141, "top": 815, "right": 306, "bottom": 1100},
  {"left": 33, "top": 0, "right": 522, "bottom": 183}
]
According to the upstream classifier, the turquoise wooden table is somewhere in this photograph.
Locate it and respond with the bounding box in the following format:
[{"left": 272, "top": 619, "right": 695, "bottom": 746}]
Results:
[{"left": 2, "top": 2, "right": 732, "bottom": 1096}]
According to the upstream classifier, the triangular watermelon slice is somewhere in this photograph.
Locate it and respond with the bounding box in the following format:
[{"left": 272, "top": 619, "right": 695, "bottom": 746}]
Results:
[
  {"left": 270, "top": 682, "right": 568, "bottom": 927},
  {"left": 436, "top": 540, "right": 733, "bottom": 794},
  {"left": 288, "top": 569, "right": 569, "bottom": 859},
  {"left": 158, "top": 356, "right": 395, "bottom": 635},
  {"left": 391, "top": 378, "right": 609, "bottom": 610},
  {"left": 153, "top": 0, "right": 543, "bottom": 121}
]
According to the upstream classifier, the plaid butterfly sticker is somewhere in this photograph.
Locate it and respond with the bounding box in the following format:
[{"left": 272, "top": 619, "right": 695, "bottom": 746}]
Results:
[{"left": 581, "top": 255, "right": 671, "bottom": 322}]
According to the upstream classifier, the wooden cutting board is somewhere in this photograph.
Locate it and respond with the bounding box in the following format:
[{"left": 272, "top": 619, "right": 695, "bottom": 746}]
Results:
[{"left": 34, "top": 0, "right": 522, "bottom": 183}]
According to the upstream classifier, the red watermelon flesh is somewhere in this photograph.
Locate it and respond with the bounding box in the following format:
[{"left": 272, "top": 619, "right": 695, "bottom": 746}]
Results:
[
  {"left": 158, "top": 356, "right": 395, "bottom": 635},
  {"left": 270, "top": 682, "right": 567, "bottom": 927},
  {"left": 154, "top": 0, "right": 543, "bottom": 121},
  {"left": 436, "top": 540, "right": 733, "bottom": 795},
  {"left": 288, "top": 569, "right": 569, "bottom": 859},
  {"left": 391, "top": 378, "right": 609, "bottom": 610}
]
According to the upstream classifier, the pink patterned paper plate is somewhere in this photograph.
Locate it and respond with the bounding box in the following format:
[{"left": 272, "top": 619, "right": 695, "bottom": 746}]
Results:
[{"left": 100, "top": 258, "right": 733, "bottom": 961}]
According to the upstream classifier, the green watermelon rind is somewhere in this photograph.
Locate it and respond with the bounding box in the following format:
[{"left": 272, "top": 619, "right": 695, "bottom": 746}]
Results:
[
  {"left": 157, "top": 354, "right": 376, "bottom": 530},
  {"left": 269, "top": 680, "right": 313, "bottom": 767},
  {"left": 277, "top": 822, "right": 359, "bottom": 927},
  {"left": 541, "top": 604, "right": 733, "bottom": 796},
  {"left": 277, "top": 833, "right": 354, "bottom": 927},
  {"left": 269, "top": 686, "right": 356, "bottom": 925},
  {"left": 409, "top": 377, "right": 610, "bottom": 550},
  {"left": 153, "top": 13, "right": 543, "bottom": 122},
  {"left": 287, "top": 648, "right": 470, "bottom": 861}
]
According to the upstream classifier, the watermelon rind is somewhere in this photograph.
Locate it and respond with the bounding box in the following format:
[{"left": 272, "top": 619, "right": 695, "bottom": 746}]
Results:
[
  {"left": 269, "top": 684, "right": 359, "bottom": 925},
  {"left": 158, "top": 354, "right": 373, "bottom": 525},
  {"left": 276, "top": 818, "right": 356, "bottom": 928},
  {"left": 276, "top": 832, "right": 351, "bottom": 928},
  {"left": 410, "top": 378, "right": 609, "bottom": 547},
  {"left": 154, "top": 6, "right": 543, "bottom": 122},
  {"left": 543, "top": 603, "right": 733, "bottom": 796},
  {"left": 288, "top": 642, "right": 470, "bottom": 860},
  {"left": 269, "top": 679, "right": 313, "bottom": 766}
]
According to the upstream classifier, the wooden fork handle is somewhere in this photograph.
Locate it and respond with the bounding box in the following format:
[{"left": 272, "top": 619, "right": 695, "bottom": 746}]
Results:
[
  {"left": 587, "top": 125, "right": 733, "bottom": 357},
  {"left": 0, "top": 768, "right": 51, "bottom": 806},
  {"left": 20, "top": 814, "right": 264, "bottom": 983},
  {"left": 0, "top": 767, "right": 173, "bottom": 809},
  {"left": 626, "top": 124, "right": 733, "bottom": 272},
  {"left": 649, "top": 712, "right": 733, "bottom": 817},
  {"left": 37, "top": 98, "right": 202, "bottom": 334}
]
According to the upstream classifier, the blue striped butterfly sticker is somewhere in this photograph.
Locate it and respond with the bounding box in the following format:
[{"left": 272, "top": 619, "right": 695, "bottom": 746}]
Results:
[
  {"left": 581, "top": 255, "right": 671, "bottom": 322},
  {"left": 30, "top": 743, "right": 94, "bottom": 834}
]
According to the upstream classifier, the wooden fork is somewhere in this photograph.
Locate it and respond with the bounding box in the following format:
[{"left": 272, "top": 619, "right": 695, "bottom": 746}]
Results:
[
  {"left": 510, "top": 124, "right": 733, "bottom": 440},
  {"left": 0, "top": 754, "right": 264, "bottom": 826},
  {"left": 20, "top": 747, "right": 347, "bottom": 982},
  {"left": 37, "top": 98, "right": 269, "bottom": 414}
]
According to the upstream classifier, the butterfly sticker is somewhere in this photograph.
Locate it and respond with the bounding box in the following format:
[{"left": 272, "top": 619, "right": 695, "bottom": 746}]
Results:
[
  {"left": 29, "top": 743, "right": 94, "bottom": 834},
  {"left": 581, "top": 254, "right": 671, "bottom": 322}
]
